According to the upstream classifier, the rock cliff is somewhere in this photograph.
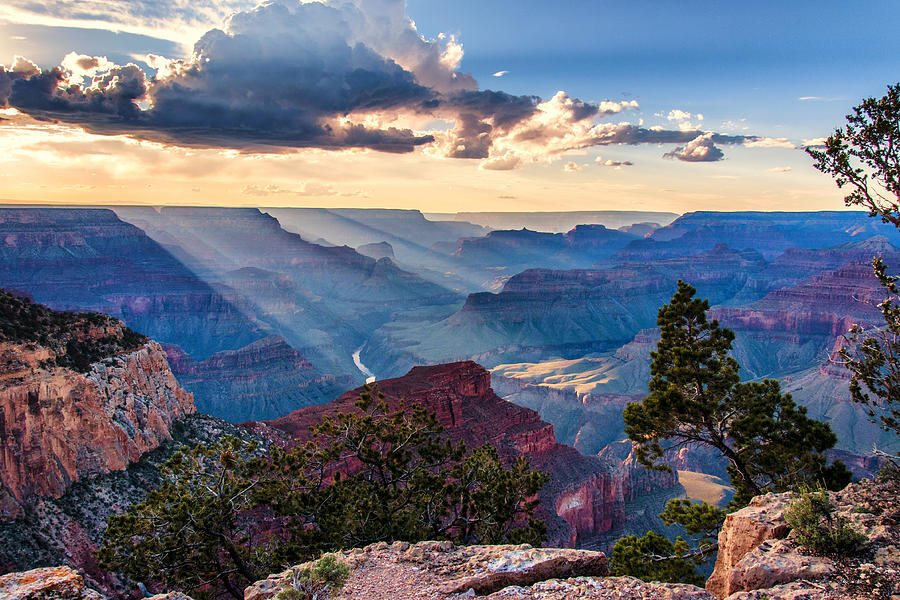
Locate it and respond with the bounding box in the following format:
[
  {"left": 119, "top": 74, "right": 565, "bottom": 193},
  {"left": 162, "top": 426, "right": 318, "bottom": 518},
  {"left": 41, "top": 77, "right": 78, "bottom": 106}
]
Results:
[
  {"left": 266, "top": 361, "right": 674, "bottom": 548},
  {"left": 0, "top": 207, "right": 267, "bottom": 359},
  {"left": 707, "top": 474, "right": 899, "bottom": 599},
  {"left": 0, "top": 338, "right": 194, "bottom": 519},
  {"left": 616, "top": 210, "right": 900, "bottom": 261}
]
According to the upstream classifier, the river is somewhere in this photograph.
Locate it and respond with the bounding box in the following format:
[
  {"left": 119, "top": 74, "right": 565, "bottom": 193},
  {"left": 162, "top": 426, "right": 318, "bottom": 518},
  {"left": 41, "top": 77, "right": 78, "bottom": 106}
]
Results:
[{"left": 352, "top": 345, "right": 376, "bottom": 384}]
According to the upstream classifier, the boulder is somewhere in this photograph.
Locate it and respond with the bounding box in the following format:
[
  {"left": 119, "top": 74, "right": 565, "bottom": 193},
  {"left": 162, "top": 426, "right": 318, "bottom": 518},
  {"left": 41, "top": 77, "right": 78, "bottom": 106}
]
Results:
[
  {"left": 0, "top": 566, "right": 105, "bottom": 600},
  {"left": 706, "top": 492, "right": 792, "bottom": 598}
]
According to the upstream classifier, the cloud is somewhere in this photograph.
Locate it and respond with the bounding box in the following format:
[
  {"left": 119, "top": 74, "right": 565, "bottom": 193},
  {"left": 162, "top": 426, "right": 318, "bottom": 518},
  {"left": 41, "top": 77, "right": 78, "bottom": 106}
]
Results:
[
  {"left": 797, "top": 96, "right": 841, "bottom": 102},
  {"left": 479, "top": 151, "right": 523, "bottom": 171},
  {"left": 743, "top": 137, "right": 794, "bottom": 148},
  {"left": 0, "top": 0, "right": 256, "bottom": 44},
  {"left": 0, "top": 1, "right": 788, "bottom": 166},
  {"left": 596, "top": 157, "right": 633, "bottom": 167},
  {"left": 802, "top": 137, "right": 828, "bottom": 148},
  {"left": 657, "top": 108, "right": 704, "bottom": 131},
  {"left": 242, "top": 182, "right": 337, "bottom": 196},
  {"left": 663, "top": 132, "right": 725, "bottom": 162},
  {"left": 61, "top": 52, "right": 114, "bottom": 77},
  {"left": 564, "top": 161, "right": 581, "bottom": 172},
  {"left": 493, "top": 70, "right": 509, "bottom": 77},
  {"left": 768, "top": 166, "right": 792, "bottom": 173},
  {"left": 2, "top": 1, "right": 449, "bottom": 152}
]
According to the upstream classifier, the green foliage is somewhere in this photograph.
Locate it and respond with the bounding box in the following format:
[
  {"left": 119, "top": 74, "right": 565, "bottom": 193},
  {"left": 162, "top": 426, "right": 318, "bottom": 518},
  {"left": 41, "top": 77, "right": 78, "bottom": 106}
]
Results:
[
  {"left": 263, "top": 386, "right": 549, "bottom": 556},
  {"left": 277, "top": 555, "right": 351, "bottom": 600},
  {"left": 807, "top": 82, "right": 900, "bottom": 227},
  {"left": 614, "top": 282, "right": 852, "bottom": 582},
  {"left": 623, "top": 281, "right": 851, "bottom": 508},
  {"left": 99, "top": 436, "right": 272, "bottom": 600},
  {"left": 0, "top": 289, "right": 147, "bottom": 372},
  {"left": 610, "top": 498, "right": 723, "bottom": 584},
  {"left": 784, "top": 485, "right": 866, "bottom": 557},
  {"left": 610, "top": 531, "right": 705, "bottom": 585},
  {"left": 660, "top": 498, "right": 725, "bottom": 537},
  {"left": 100, "top": 386, "right": 548, "bottom": 599}
]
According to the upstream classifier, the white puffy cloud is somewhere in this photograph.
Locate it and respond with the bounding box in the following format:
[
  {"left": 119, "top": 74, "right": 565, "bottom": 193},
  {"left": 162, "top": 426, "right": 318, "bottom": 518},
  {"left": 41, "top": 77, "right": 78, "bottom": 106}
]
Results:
[
  {"left": 663, "top": 132, "right": 725, "bottom": 162},
  {"left": 596, "top": 157, "right": 634, "bottom": 167},
  {"left": 61, "top": 52, "right": 113, "bottom": 77},
  {"left": 564, "top": 161, "right": 581, "bottom": 172}
]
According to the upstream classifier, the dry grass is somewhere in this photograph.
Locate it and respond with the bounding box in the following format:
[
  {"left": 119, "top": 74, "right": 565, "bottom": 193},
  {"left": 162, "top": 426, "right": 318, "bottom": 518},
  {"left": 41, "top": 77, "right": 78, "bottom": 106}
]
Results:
[{"left": 676, "top": 470, "right": 733, "bottom": 507}]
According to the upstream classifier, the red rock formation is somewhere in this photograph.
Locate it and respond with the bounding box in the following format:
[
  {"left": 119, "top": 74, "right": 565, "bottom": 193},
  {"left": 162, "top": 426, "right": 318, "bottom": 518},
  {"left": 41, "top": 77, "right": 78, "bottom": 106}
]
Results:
[
  {"left": 266, "top": 361, "right": 668, "bottom": 548},
  {"left": 0, "top": 341, "right": 194, "bottom": 519}
]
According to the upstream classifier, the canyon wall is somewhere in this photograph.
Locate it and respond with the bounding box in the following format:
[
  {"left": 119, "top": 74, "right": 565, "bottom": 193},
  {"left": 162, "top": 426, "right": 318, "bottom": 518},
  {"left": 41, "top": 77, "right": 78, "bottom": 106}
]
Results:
[{"left": 0, "top": 340, "right": 194, "bottom": 519}]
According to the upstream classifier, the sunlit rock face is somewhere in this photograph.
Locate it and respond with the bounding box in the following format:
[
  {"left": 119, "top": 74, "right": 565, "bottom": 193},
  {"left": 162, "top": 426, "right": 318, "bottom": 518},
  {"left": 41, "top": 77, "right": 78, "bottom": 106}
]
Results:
[{"left": 0, "top": 338, "right": 194, "bottom": 520}]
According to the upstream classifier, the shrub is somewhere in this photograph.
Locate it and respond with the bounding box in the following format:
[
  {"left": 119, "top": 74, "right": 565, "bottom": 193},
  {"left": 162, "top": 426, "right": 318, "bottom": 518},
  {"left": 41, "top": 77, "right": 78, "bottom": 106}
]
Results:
[
  {"left": 784, "top": 485, "right": 866, "bottom": 557},
  {"left": 277, "top": 555, "right": 351, "bottom": 600}
]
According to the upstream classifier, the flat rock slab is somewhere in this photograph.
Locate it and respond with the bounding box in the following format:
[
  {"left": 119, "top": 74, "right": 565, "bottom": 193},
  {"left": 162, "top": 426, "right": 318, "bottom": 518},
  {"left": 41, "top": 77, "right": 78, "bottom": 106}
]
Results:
[
  {"left": 0, "top": 566, "right": 105, "bottom": 600},
  {"left": 438, "top": 547, "right": 608, "bottom": 595}
]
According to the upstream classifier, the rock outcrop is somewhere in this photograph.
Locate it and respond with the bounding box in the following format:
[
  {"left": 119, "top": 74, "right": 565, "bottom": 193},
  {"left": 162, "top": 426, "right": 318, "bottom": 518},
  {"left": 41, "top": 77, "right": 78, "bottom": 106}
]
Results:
[
  {"left": 0, "top": 566, "right": 194, "bottom": 600},
  {"left": 707, "top": 474, "right": 900, "bottom": 599},
  {"left": 0, "top": 566, "right": 105, "bottom": 600},
  {"left": 266, "top": 361, "right": 660, "bottom": 548},
  {"left": 0, "top": 339, "right": 194, "bottom": 519}
]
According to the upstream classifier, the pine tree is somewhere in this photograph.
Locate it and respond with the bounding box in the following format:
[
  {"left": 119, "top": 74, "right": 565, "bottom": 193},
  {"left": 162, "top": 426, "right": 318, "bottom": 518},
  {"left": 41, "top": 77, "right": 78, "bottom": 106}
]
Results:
[
  {"left": 623, "top": 280, "right": 850, "bottom": 506},
  {"left": 612, "top": 282, "right": 851, "bottom": 584}
]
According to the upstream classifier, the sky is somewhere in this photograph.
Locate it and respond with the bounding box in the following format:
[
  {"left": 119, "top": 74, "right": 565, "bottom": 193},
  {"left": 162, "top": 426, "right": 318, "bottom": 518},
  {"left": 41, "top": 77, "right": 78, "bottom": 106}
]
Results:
[{"left": 0, "top": 0, "right": 897, "bottom": 213}]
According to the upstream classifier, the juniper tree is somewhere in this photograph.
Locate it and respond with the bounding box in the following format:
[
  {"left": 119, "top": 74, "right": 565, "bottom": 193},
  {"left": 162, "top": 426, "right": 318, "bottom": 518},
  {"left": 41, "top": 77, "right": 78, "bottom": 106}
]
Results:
[
  {"left": 100, "top": 386, "right": 549, "bottom": 598},
  {"left": 263, "top": 385, "right": 548, "bottom": 556},
  {"left": 99, "top": 437, "right": 274, "bottom": 600},
  {"left": 807, "top": 82, "right": 900, "bottom": 227}
]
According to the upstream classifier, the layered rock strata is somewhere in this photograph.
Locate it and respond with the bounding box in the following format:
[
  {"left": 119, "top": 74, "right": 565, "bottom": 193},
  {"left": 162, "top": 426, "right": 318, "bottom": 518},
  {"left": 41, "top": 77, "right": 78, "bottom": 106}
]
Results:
[{"left": 0, "top": 340, "right": 193, "bottom": 519}]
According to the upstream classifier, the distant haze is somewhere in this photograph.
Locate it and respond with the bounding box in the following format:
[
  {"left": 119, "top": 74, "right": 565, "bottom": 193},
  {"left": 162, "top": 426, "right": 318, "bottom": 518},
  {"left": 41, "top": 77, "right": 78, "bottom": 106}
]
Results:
[{"left": 425, "top": 211, "right": 680, "bottom": 233}]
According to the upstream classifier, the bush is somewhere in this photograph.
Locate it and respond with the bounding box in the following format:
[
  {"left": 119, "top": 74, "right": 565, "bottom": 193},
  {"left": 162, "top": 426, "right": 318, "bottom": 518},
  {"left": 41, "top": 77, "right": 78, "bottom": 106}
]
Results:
[
  {"left": 784, "top": 485, "right": 866, "bottom": 557},
  {"left": 277, "top": 555, "right": 351, "bottom": 600},
  {"left": 610, "top": 531, "right": 705, "bottom": 585}
]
